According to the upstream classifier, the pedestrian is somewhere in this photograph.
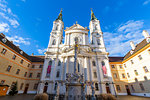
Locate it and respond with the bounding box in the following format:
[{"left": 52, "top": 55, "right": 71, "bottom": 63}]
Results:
[{"left": 33, "top": 93, "right": 48, "bottom": 100}]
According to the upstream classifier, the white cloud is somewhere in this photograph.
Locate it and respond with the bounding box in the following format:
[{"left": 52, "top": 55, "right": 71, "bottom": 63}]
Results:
[
  {"left": 37, "top": 49, "right": 47, "bottom": 54},
  {"left": 0, "top": 12, "right": 19, "bottom": 28},
  {"left": 0, "top": 22, "right": 9, "bottom": 32},
  {"left": 143, "top": 0, "right": 150, "bottom": 5},
  {"left": 7, "top": 36, "right": 30, "bottom": 45},
  {"left": 21, "top": 0, "right": 26, "bottom": 2},
  {"left": 104, "top": 20, "right": 145, "bottom": 56}
]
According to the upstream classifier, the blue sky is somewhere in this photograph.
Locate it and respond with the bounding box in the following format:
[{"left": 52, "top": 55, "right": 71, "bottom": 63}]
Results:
[{"left": 0, "top": 0, "right": 150, "bottom": 56}]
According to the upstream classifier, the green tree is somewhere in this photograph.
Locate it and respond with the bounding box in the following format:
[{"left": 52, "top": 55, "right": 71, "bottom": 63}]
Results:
[{"left": 9, "top": 81, "right": 18, "bottom": 96}]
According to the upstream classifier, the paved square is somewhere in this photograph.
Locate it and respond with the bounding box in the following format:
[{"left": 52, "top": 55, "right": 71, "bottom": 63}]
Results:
[{"left": 0, "top": 95, "right": 150, "bottom": 100}]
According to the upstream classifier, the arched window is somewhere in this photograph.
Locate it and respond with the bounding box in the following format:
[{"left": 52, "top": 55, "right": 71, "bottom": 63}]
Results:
[
  {"left": 58, "top": 60, "right": 61, "bottom": 66},
  {"left": 101, "top": 61, "right": 105, "bottom": 66},
  {"left": 97, "top": 39, "right": 101, "bottom": 45},
  {"left": 95, "top": 83, "right": 99, "bottom": 90},
  {"left": 56, "top": 70, "right": 60, "bottom": 78},
  {"left": 95, "top": 25, "right": 97, "bottom": 30},
  {"left": 52, "top": 39, "right": 56, "bottom": 45},
  {"left": 92, "top": 61, "right": 96, "bottom": 66},
  {"left": 55, "top": 25, "right": 59, "bottom": 30},
  {"left": 54, "top": 82, "right": 58, "bottom": 90},
  {"left": 49, "top": 60, "right": 52, "bottom": 66},
  {"left": 78, "top": 63, "right": 80, "bottom": 72}
]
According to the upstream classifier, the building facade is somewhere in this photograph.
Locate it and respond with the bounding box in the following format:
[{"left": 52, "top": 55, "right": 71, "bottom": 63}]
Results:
[{"left": 0, "top": 10, "right": 150, "bottom": 97}]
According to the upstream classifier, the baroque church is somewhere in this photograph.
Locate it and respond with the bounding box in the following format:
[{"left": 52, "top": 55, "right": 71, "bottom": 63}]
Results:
[{"left": 38, "top": 10, "right": 116, "bottom": 96}]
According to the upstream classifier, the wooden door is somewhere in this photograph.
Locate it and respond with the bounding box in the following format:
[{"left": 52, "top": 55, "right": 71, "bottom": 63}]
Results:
[
  {"left": 106, "top": 86, "right": 111, "bottom": 93},
  {"left": 43, "top": 86, "right": 48, "bottom": 93},
  {"left": 23, "top": 84, "right": 29, "bottom": 94},
  {"left": 125, "top": 85, "right": 131, "bottom": 95}
]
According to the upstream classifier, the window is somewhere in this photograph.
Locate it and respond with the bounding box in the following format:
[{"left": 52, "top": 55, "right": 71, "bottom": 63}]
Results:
[
  {"left": 49, "top": 60, "right": 52, "bottom": 66},
  {"left": 119, "top": 65, "right": 122, "bottom": 69},
  {"left": 58, "top": 60, "right": 61, "bottom": 66},
  {"left": 55, "top": 25, "right": 58, "bottom": 30},
  {"left": 144, "top": 76, "right": 148, "bottom": 81},
  {"left": 94, "top": 72, "right": 97, "bottom": 78},
  {"left": 127, "top": 73, "right": 130, "bottom": 78},
  {"left": 134, "top": 70, "right": 138, "bottom": 76},
  {"left": 138, "top": 55, "right": 142, "bottom": 60},
  {"left": 135, "top": 78, "right": 138, "bottom": 82},
  {"left": 20, "top": 83, "right": 24, "bottom": 90},
  {"left": 16, "top": 69, "right": 20, "bottom": 75},
  {"left": 111, "top": 65, "right": 115, "bottom": 68},
  {"left": 29, "top": 73, "right": 33, "bottom": 78},
  {"left": 0, "top": 80, "right": 5, "bottom": 85},
  {"left": 131, "top": 85, "right": 135, "bottom": 91},
  {"left": 143, "top": 66, "right": 149, "bottom": 73},
  {"left": 122, "top": 74, "right": 125, "bottom": 78},
  {"left": 34, "top": 83, "right": 38, "bottom": 90},
  {"left": 37, "top": 73, "right": 41, "bottom": 78},
  {"left": 24, "top": 72, "right": 27, "bottom": 77},
  {"left": 52, "top": 39, "right": 56, "bottom": 45},
  {"left": 12, "top": 55, "right": 16, "bottom": 60},
  {"left": 20, "top": 59, "right": 23, "bottom": 64},
  {"left": 124, "top": 64, "right": 126, "bottom": 68},
  {"left": 113, "top": 73, "right": 117, "bottom": 79},
  {"left": 39, "top": 65, "right": 43, "bottom": 68},
  {"left": 92, "top": 61, "right": 96, "bottom": 66},
  {"left": 32, "top": 65, "right": 35, "bottom": 68},
  {"left": 6, "top": 65, "right": 12, "bottom": 72},
  {"left": 97, "top": 39, "right": 101, "bottom": 45},
  {"left": 56, "top": 70, "right": 60, "bottom": 78},
  {"left": 139, "top": 83, "right": 145, "bottom": 91},
  {"left": 130, "top": 60, "right": 134, "bottom": 64},
  {"left": 1, "top": 48, "right": 7, "bottom": 54},
  {"left": 95, "top": 25, "right": 97, "bottom": 30},
  {"left": 78, "top": 63, "right": 80, "bottom": 72},
  {"left": 54, "top": 82, "right": 57, "bottom": 90},
  {"left": 27, "top": 64, "right": 30, "bottom": 67},
  {"left": 116, "top": 85, "right": 121, "bottom": 91},
  {"left": 95, "top": 83, "right": 99, "bottom": 91}
]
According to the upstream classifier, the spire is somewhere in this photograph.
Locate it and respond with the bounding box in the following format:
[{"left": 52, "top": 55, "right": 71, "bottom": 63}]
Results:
[
  {"left": 91, "top": 9, "right": 97, "bottom": 20},
  {"left": 56, "top": 9, "right": 63, "bottom": 21}
]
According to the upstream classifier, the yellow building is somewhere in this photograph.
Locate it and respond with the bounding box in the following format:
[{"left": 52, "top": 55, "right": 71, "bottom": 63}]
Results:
[{"left": 0, "top": 33, "right": 44, "bottom": 94}]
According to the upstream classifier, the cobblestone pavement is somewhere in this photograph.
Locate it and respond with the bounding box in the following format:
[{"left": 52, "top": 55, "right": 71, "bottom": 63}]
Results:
[{"left": 0, "top": 95, "right": 150, "bottom": 100}]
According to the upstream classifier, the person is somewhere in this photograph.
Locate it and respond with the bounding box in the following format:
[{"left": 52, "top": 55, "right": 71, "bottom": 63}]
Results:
[
  {"left": 33, "top": 93, "right": 48, "bottom": 100},
  {"left": 98, "top": 93, "right": 116, "bottom": 100}
]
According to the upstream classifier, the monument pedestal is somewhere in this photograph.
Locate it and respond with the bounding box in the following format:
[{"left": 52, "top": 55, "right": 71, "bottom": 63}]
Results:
[{"left": 66, "top": 83, "right": 82, "bottom": 100}]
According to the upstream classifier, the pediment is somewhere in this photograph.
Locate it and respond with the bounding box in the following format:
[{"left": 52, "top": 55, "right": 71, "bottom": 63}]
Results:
[{"left": 64, "top": 24, "right": 89, "bottom": 31}]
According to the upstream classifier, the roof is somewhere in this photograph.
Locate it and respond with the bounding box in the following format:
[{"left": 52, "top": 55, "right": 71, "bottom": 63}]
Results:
[
  {"left": 0, "top": 33, "right": 31, "bottom": 61},
  {"left": 30, "top": 55, "right": 45, "bottom": 62},
  {"left": 124, "top": 39, "right": 148, "bottom": 60},
  {"left": 109, "top": 57, "right": 124, "bottom": 62},
  {"left": 64, "top": 23, "right": 89, "bottom": 31}
]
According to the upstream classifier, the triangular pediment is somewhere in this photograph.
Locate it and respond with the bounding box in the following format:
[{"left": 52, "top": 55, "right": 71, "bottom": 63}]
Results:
[{"left": 65, "top": 24, "right": 89, "bottom": 31}]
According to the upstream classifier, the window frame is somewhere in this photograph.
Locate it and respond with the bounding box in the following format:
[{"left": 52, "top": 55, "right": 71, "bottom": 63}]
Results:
[{"left": 1, "top": 48, "right": 7, "bottom": 54}]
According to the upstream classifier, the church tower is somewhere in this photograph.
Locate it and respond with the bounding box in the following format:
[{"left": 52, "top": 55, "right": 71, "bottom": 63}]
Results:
[
  {"left": 89, "top": 10, "right": 106, "bottom": 52},
  {"left": 48, "top": 10, "right": 64, "bottom": 48}
]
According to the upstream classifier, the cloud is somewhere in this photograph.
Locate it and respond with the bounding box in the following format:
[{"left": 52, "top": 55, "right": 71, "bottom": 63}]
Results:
[
  {"left": 37, "top": 48, "right": 47, "bottom": 54},
  {"left": 104, "top": 20, "right": 145, "bottom": 56},
  {"left": 0, "top": 12, "right": 19, "bottom": 28},
  {"left": 0, "top": 22, "right": 9, "bottom": 32},
  {"left": 143, "top": 0, "right": 150, "bottom": 5},
  {"left": 7, "top": 36, "right": 30, "bottom": 45},
  {"left": 21, "top": 0, "right": 26, "bottom": 2}
]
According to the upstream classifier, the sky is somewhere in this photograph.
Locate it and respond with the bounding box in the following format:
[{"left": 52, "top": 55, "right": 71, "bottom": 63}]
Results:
[{"left": 0, "top": 0, "right": 150, "bottom": 56}]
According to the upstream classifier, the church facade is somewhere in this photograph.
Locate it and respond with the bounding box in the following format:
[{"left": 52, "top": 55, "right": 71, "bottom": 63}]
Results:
[{"left": 38, "top": 10, "right": 116, "bottom": 96}]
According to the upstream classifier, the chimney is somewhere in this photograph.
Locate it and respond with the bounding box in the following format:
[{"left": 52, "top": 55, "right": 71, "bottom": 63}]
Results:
[
  {"left": 130, "top": 41, "right": 135, "bottom": 50},
  {"left": 31, "top": 53, "right": 34, "bottom": 56},
  {"left": 0, "top": 33, "right": 5, "bottom": 37},
  {"left": 142, "top": 30, "right": 150, "bottom": 39},
  {"left": 10, "top": 41, "right": 13, "bottom": 43}
]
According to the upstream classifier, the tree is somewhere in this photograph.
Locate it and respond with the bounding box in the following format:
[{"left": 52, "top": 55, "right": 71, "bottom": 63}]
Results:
[{"left": 9, "top": 81, "right": 18, "bottom": 96}]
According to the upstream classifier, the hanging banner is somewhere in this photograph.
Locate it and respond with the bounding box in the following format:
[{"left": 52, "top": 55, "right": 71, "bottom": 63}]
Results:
[{"left": 46, "top": 65, "right": 51, "bottom": 77}]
